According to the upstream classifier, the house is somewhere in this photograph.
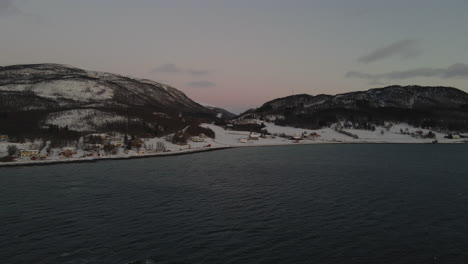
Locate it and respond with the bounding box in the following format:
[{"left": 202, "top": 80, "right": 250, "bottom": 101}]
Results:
[
  {"left": 291, "top": 134, "right": 302, "bottom": 141},
  {"left": 384, "top": 122, "right": 392, "bottom": 130},
  {"left": 129, "top": 138, "right": 144, "bottom": 149},
  {"left": 62, "top": 147, "right": 77, "bottom": 154},
  {"left": 110, "top": 141, "right": 122, "bottom": 147},
  {"left": 191, "top": 136, "right": 205, "bottom": 142},
  {"left": 423, "top": 131, "right": 436, "bottom": 139},
  {"left": 249, "top": 133, "right": 260, "bottom": 140},
  {"left": 30, "top": 154, "right": 47, "bottom": 161},
  {"left": 20, "top": 150, "right": 40, "bottom": 158},
  {"left": 400, "top": 128, "right": 410, "bottom": 135},
  {"left": 308, "top": 132, "right": 320, "bottom": 139},
  {"left": 60, "top": 147, "right": 77, "bottom": 158},
  {"left": 0, "top": 135, "right": 8, "bottom": 142},
  {"left": 59, "top": 149, "right": 75, "bottom": 158}
]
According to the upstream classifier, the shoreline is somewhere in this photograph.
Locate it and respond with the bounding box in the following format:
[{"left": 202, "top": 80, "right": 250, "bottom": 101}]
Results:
[
  {"left": 0, "top": 141, "right": 466, "bottom": 168},
  {"left": 0, "top": 147, "right": 233, "bottom": 168}
]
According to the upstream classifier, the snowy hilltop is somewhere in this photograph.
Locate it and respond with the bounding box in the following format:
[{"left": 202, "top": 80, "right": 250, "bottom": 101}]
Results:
[
  {"left": 0, "top": 63, "right": 231, "bottom": 137},
  {"left": 240, "top": 85, "right": 468, "bottom": 131}
]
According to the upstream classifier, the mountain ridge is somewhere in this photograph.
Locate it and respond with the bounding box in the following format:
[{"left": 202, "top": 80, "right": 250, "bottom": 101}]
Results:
[
  {"left": 0, "top": 63, "right": 231, "bottom": 138},
  {"left": 239, "top": 85, "right": 468, "bottom": 130}
]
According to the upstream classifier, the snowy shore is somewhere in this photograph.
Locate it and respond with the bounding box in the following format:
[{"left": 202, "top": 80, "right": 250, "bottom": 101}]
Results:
[
  {"left": 0, "top": 147, "right": 233, "bottom": 168},
  {"left": 1, "top": 122, "right": 466, "bottom": 167}
]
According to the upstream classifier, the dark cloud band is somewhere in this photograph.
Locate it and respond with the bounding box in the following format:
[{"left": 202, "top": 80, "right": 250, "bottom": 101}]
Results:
[
  {"left": 151, "top": 63, "right": 210, "bottom": 76},
  {"left": 346, "top": 63, "right": 468, "bottom": 82},
  {"left": 358, "top": 39, "right": 421, "bottom": 63}
]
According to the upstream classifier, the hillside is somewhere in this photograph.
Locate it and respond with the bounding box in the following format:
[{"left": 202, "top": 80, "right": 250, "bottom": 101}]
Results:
[
  {"left": 237, "top": 85, "right": 468, "bottom": 130},
  {"left": 0, "top": 64, "right": 229, "bottom": 138}
]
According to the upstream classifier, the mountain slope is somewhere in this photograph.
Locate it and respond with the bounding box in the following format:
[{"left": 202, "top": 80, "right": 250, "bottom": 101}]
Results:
[
  {"left": 239, "top": 85, "right": 468, "bottom": 130},
  {"left": 0, "top": 63, "right": 225, "bottom": 137},
  {"left": 201, "top": 104, "right": 237, "bottom": 119},
  {"left": 0, "top": 64, "right": 213, "bottom": 113}
]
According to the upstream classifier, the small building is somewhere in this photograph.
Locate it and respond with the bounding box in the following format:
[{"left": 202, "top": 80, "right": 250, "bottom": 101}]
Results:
[
  {"left": 249, "top": 133, "right": 260, "bottom": 140},
  {"left": 62, "top": 147, "right": 77, "bottom": 154},
  {"left": 308, "top": 132, "right": 320, "bottom": 139},
  {"left": 291, "top": 134, "right": 302, "bottom": 141},
  {"left": 31, "top": 154, "right": 47, "bottom": 161},
  {"left": 191, "top": 136, "right": 205, "bottom": 142},
  {"left": 110, "top": 141, "right": 122, "bottom": 147},
  {"left": 0, "top": 135, "right": 8, "bottom": 142},
  {"left": 59, "top": 150, "right": 75, "bottom": 158},
  {"left": 129, "top": 138, "right": 144, "bottom": 148},
  {"left": 20, "top": 150, "right": 39, "bottom": 158},
  {"left": 199, "top": 133, "right": 208, "bottom": 139}
]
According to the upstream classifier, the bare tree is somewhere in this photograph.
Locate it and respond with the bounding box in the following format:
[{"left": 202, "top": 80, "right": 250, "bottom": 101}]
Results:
[{"left": 7, "top": 145, "right": 18, "bottom": 156}]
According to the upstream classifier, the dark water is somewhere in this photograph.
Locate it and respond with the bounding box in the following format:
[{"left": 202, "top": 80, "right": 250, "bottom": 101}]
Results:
[{"left": 1, "top": 145, "right": 467, "bottom": 264}]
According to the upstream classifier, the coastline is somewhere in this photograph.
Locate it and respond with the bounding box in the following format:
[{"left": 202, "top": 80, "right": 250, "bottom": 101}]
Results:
[
  {"left": 1, "top": 141, "right": 465, "bottom": 168},
  {"left": 0, "top": 147, "right": 233, "bottom": 168}
]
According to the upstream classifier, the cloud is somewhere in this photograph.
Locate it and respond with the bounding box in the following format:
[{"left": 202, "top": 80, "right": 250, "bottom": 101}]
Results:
[
  {"left": 187, "top": 69, "right": 210, "bottom": 76},
  {"left": 151, "top": 63, "right": 182, "bottom": 74},
  {"left": 346, "top": 63, "right": 468, "bottom": 83},
  {"left": 187, "top": 81, "right": 216, "bottom": 88},
  {"left": 0, "top": 0, "right": 21, "bottom": 16},
  {"left": 358, "top": 39, "right": 421, "bottom": 63},
  {"left": 151, "top": 63, "right": 210, "bottom": 76}
]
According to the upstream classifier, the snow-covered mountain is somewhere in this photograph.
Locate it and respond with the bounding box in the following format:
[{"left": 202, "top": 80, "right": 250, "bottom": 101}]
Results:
[
  {"left": 0, "top": 64, "right": 213, "bottom": 113},
  {"left": 238, "top": 85, "right": 468, "bottom": 130},
  {"left": 0, "top": 63, "right": 229, "bottom": 136}
]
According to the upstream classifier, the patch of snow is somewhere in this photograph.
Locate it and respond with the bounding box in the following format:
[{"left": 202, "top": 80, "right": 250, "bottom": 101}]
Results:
[
  {"left": 44, "top": 109, "right": 138, "bottom": 132},
  {"left": 0, "top": 80, "right": 113, "bottom": 102}
]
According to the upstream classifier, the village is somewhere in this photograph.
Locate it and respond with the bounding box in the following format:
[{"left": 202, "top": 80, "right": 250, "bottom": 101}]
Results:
[
  {"left": 0, "top": 132, "right": 213, "bottom": 164},
  {"left": 1, "top": 121, "right": 467, "bottom": 166}
]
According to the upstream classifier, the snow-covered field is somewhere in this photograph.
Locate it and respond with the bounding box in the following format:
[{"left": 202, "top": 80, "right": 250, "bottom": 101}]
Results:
[
  {"left": 0, "top": 122, "right": 465, "bottom": 167},
  {"left": 202, "top": 122, "right": 464, "bottom": 146}
]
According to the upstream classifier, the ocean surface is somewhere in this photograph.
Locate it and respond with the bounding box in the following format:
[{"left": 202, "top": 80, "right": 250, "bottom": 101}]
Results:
[{"left": 1, "top": 144, "right": 467, "bottom": 264}]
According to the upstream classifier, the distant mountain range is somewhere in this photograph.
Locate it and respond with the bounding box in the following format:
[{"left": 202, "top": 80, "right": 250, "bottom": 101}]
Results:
[
  {"left": 238, "top": 85, "right": 468, "bottom": 130},
  {"left": 0, "top": 64, "right": 233, "bottom": 137},
  {"left": 2, "top": 64, "right": 467, "bottom": 139}
]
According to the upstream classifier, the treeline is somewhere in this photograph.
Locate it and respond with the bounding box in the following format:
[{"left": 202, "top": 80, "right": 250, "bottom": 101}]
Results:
[
  {"left": 268, "top": 108, "right": 468, "bottom": 131},
  {"left": 0, "top": 91, "right": 60, "bottom": 111}
]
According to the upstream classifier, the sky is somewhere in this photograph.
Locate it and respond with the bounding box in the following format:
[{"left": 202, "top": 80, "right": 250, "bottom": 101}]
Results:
[{"left": 1, "top": 0, "right": 468, "bottom": 113}]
